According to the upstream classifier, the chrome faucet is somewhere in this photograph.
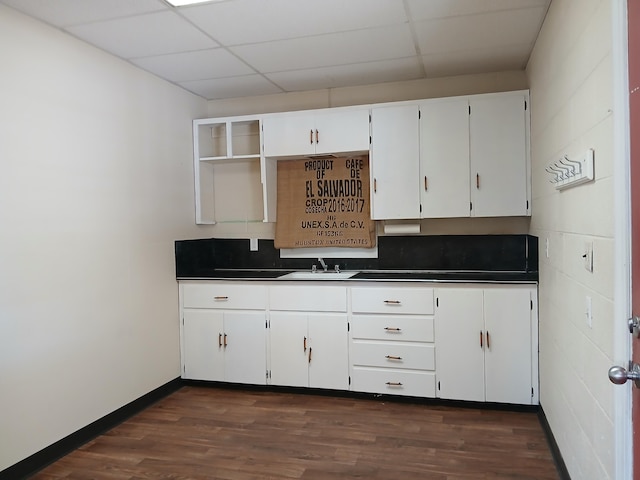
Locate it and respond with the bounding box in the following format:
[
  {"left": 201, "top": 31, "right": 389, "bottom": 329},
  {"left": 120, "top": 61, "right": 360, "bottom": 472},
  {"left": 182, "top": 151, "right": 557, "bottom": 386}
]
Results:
[{"left": 318, "top": 257, "right": 328, "bottom": 272}]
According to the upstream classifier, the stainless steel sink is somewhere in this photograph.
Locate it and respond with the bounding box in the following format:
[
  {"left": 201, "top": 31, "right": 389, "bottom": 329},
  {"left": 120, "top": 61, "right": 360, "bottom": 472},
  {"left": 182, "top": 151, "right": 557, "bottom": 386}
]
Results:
[{"left": 277, "top": 271, "right": 358, "bottom": 280}]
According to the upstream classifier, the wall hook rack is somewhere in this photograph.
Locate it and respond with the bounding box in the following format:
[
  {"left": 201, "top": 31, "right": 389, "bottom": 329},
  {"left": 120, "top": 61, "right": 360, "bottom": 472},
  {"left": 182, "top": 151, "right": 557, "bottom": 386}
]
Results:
[{"left": 546, "top": 149, "right": 594, "bottom": 190}]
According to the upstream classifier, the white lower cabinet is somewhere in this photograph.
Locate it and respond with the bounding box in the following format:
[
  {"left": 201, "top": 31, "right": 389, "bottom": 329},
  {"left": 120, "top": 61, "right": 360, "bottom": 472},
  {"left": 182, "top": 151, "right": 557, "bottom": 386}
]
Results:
[
  {"left": 268, "top": 285, "right": 349, "bottom": 390},
  {"left": 434, "top": 285, "right": 537, "bottom": 404},
  {"left": 349, "top": 285, "right": 436, "bottom": 397},
  {"left": 178, "top": 281, "right": 538, "bottom": 405},
  {"left": 180, "top": 282, "right": 267, "bottom": 385}
]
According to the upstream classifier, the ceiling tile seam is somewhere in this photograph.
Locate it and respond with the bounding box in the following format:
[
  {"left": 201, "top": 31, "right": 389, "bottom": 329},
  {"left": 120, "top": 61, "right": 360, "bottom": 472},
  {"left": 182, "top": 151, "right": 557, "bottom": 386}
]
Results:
[
  {"left": 171, "top": 8, "right": 286, "bottom": 94},
  {"left": 407, "top": 4, "right": 551, "bottom": 23},
  {"left": 257, "top": 56, "right": 424, "bottom": 76},
  {"left": 403, "top": 0, "right": 426, "bottom": 78},
  {"left": 56, "top": 6, "right": 172, "bottom": 29}
]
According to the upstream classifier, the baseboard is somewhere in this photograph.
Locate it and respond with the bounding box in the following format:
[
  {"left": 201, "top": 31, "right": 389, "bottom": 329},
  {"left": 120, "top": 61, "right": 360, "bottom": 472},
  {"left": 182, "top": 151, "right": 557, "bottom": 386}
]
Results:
[
  {"left": 0, "top": 377, "right": 183, "bottom": 480},
  {"left": 538, "top": 406, "right": 571, "bottom": 480}
]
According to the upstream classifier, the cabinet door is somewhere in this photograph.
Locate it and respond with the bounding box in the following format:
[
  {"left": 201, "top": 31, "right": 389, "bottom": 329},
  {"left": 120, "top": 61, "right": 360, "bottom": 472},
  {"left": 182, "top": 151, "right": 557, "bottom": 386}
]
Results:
[
  {"left": 420, "top": 99, "right": 470, "bottom": 218},
  {"left": 182, "top": 310, "right": 224, "bottom": 381},
  {"left": 370, "top": 104, "right": 421, "bottom": 220},
  {"left": 263, "top": 112, "right": 316, "bottom": 157},
  {"left": 313, "top": 109, "right": 370, "bottom": 154},
  {"left": 470, "top": 94, "right": 529, "bottom": 217},
  {"left": 223, "top": 311, "right": 267, "bottom": 385},
  {"left": 483, "top": 288, "right": 533, "bottom": 404},
  {"left": 435, "top": 288, "right": 485, "bottom": 402},
  {"left": 308, "top": 314, "right": 349, "bottom": 390},
  {"left": 269, "top": 312, "right": 309, "bottom": 387}
]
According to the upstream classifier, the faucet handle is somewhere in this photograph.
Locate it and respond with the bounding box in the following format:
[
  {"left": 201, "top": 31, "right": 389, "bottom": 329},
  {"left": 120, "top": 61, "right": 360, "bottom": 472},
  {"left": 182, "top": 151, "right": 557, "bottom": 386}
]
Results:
[{"left": 334, "top": 264, "right": 340, "bottom": 273}]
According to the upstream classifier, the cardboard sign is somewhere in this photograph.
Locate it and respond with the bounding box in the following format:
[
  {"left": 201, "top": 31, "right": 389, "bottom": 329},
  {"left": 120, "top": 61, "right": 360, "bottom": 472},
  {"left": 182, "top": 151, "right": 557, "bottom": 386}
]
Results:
[{"left": 275, "top": 155, "right": 375, "bottom": 249}]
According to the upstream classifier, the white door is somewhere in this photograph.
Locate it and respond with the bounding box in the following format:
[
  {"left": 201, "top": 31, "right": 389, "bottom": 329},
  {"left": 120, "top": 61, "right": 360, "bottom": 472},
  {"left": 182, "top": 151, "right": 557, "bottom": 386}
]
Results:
[
  {"left": 420, "top": 98, "right": 471, "bottom": 218},
  {"left": 262, "top": 112, "right": 316, "bottom": 157},
  {"left": 223, "top": 311, "right": 267, "bottom": 385},
  {"left": 313, "top": 109, "right": 370, "bottom": 154},
  {"left": 483, "top": 288, "right": 533, "bottom": 404},
  {"left": 269, "top": 312, "right": 309, "bottom": 387},
  {"left": 435, "top": 288, "right": 485, "bottom": 401},
  {"left": 470, "top": 94, "right": 528, "bottom": 217},
  {"left": 370, "top": 104, "right": 420, "bottom": 219},
  {"left": 308, "top": 314, "right": 349, "bottom": 390},
  {"left": 182, "top": 310, "right": 224, "bottom": 381}
]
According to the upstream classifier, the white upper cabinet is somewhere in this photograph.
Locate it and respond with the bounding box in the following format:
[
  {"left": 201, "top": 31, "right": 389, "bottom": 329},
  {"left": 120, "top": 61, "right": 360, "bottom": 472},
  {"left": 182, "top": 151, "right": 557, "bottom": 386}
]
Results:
[
  {"left": 419, "top": 98, "right": 471, "bottom": 218},
  {"left": 370, "top": 104, "right": 421, "bottom": 220},
  {"left": 469, "top": 93, "right": 530, "bottom": 217},
  {"left": 262, "top": 107, "right": 370, "bottom": 158}
]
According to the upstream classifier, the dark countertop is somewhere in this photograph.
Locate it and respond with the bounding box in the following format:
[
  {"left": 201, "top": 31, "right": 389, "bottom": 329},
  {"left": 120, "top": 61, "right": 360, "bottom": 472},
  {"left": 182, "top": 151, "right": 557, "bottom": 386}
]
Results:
[{"left": 177, "top": 269, "right": 538, "bottom": 283}]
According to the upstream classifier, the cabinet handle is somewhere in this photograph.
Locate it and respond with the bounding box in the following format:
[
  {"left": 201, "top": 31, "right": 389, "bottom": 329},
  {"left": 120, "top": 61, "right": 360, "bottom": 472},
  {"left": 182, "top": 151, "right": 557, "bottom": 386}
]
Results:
[
  {"left": 308, "top": 347, "right": 312, "bottom": 364},
  {"left": 303, "top": 336, "right": 307, "bottom": 352},
  {"left": 486, "top": 331, "right": 490, "bottom": 349},
  {"left": 310, "top": 129, "right": 314, "bottom": 144},
  {"left": 374, "top": 178, "right": 377, "bottom": 193},
  {"left": 385, "top": 355, "right": 402, "bottom": 360},
  {"left": 214, "top": 296, "right": 228, "bottom": 301},
  {"left": 384, "top": 300, "right": 401, "bottom": 305},
  {"left": 218, "top": 333, "right": 222, "bottom": 347},
  {"left": 224, "top": 333, "right": 228, "bottom": 347},
  {"left": 315, "top": 129, "right": 319, "bottom": 144},
  {"left": 480, "top": 330, "right": 483, "bottom": 348},
  {"left": 385, "top": 382, "right": 403, "bottom": 387},
  {"left": 476, "top": 173, "right": 480, "bottom": 189},
  {"left": 424, "top": 176, "right": 428, "bottom": 191},
  {"left": 384, "top": 327, "right": 401, "bottom": 332}
]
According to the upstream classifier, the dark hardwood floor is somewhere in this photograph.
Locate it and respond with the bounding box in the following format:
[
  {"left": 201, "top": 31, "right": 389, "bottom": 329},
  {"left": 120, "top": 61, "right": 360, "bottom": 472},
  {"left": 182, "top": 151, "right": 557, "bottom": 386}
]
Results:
[{"left": 32, "top": 386, "right": 560, "bottom": 479}]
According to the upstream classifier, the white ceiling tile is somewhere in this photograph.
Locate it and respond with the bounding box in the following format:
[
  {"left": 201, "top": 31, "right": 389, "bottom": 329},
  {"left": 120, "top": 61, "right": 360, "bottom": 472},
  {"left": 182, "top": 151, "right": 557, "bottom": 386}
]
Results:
[
  {"left": 66, "top": 11, "right": 218, "bottom": 59},
  {"left": 179, "top": 75, "right": 283, "bottom": 99},
  {"left": 131, "top": 49, "right": 254, "bottom": 82},
  {"left": 231, "top": 24, "right": 415, "bottom": 73},
  {"left": 406, "top": 0, "right": 550, "bottom": 21},
  {"left": 422, "top": 45, "right": 530, "bottom": 77},
  {"left": 414, "top": 7, "right": 547, "bottom": 55},
  {"left": 180, "top": 0, "right": 408, "bottom": 45},
  {"left": 0, "top": 0, "right": 165, "bottom": 26},
  {"left": 267, "top": 58, "right": 424, "bottom": 92}
]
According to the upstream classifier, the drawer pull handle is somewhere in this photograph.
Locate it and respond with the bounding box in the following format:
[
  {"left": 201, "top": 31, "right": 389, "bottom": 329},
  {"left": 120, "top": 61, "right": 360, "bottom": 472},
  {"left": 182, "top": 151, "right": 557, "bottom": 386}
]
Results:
[
  {"left": 486, "top": 330, "right": 490, "bottom": 349},
  {"left": 315, "top": 129, "right": 319, "bottom": 144},
  {"left": 224, "top": 333, "right": 228, "bottom": 347},
  {"left": 214, "top": 296, "right": 229, "bottom": 301},
  {"left": 385, "top": 382, "right": 403, "bottom": 387},
  {"left": 218, "top": 333, "right": 222, "bottom": 347},
  {"left": 384, "top": 300, "right": 401, "bottom": 305},
  {"left": 384, "top": 327, "right": 401, "bottom": 332},
  {"left": 308, "top": 347, "right": 312, "bottom": 364},
  {"left": 424, "top": 176, "right": 428, "bottom": 191},
  {"left": 480, "top": 330, "right": 483, "bottom": 348},
  {"left": 303, "top": 336, "right": 307, "bottom": 352},
  {"left": 385, "top": 355, "right": 402, "bottom": 361},
  {"left": 310, "top": 129, "right": 314, "bottom": 144}
]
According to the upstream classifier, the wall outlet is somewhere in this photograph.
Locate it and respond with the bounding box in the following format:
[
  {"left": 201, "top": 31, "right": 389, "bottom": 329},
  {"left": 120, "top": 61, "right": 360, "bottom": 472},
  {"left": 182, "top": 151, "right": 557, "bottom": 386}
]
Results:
[{"left": 583, "top": 241, "right": 593, "bottom": 272}]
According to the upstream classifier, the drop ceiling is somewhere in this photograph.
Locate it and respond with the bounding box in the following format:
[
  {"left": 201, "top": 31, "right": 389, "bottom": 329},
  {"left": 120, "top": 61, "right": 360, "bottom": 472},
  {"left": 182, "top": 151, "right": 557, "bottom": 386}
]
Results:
[{"left": 0, "top": 0, "right": 551, "bottom": 101}]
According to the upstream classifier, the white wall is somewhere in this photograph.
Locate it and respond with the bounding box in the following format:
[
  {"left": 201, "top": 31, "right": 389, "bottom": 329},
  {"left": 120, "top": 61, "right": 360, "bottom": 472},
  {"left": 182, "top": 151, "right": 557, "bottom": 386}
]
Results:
[
  {"left": 0, "top": 6, "right": 206, "bottom": 471},
  {"left": 527, "top": 0, "right": 617, "bottom": 478},
  {"left": 204, "top": 71, "right": 531, "bottom": 239}
]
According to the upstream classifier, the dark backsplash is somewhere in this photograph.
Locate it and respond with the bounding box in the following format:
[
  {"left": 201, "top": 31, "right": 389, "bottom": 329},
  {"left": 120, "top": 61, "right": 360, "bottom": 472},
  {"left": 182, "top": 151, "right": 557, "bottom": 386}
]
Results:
[{"left": 175, "top": 235, "right": 538, "bottom": 277}]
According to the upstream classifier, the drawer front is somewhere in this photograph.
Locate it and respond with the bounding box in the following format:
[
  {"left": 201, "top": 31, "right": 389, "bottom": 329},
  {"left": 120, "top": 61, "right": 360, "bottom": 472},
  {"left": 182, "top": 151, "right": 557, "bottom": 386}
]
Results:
[
  {"left": 351, "top": 287, "right": 434, "bottom": 314},
  {"left": 351, "top": 315, "right": 434, "bottom": 342},
  {"left": 269, "top": 285, "right": 347, "bottom": 312},
  {"left": 351, "top": 342, "right": 435, "bottom": 370},
  {"left": 182, "top": 283, "right": 267, "bottom": 310},
  {"left": 350, "top": 367, "right": 436, "bottom": 397}
]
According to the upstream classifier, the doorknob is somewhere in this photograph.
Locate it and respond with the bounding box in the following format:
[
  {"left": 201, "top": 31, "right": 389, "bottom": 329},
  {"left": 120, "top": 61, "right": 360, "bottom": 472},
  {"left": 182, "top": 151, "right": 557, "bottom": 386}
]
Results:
[{"left": 608, "top": 361, "right": 640, "bottom": 388}]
